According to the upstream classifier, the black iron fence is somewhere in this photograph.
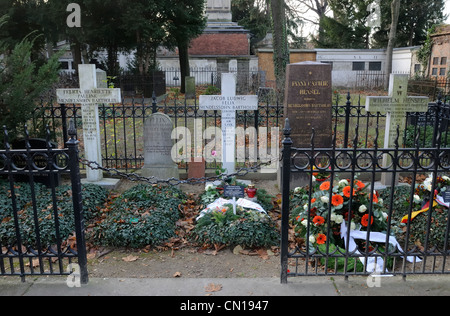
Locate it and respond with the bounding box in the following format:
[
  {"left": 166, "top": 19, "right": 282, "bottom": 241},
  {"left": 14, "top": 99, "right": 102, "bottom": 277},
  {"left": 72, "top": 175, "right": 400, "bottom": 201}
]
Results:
[
  {"left": 0, "top": 123, "right": 88, "bottom": 284},
  {"left": 280, "top": 97, "right": 450, "bottom": 283},
  {"left": 31, "top": 93, "right": 450, "bottom": 174}
]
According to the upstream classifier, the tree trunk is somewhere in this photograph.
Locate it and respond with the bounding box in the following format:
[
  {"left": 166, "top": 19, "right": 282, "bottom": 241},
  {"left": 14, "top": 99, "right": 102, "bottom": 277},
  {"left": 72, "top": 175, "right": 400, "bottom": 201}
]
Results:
[
  {"left": 269, "top": 0, "right": 289, "bottom": 99},
  {"left": 70, "top": 36, "right": 83, "bottom": 74},
  {"left": 178, "top": 41, "right": 190, "bottom": 94},
  {"left": 384, "top": 0, "right": 400, "bottom": 90}
]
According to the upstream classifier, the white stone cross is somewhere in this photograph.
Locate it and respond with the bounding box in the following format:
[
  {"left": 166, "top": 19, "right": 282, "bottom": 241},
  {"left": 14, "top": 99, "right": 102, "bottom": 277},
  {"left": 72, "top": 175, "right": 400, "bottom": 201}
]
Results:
[
  {"left": 366, "top": 74, "right": 429, "bottom": 185},
  {"left": 199, "top": 73, "right": 258, "bottom": 174},
  {"left": 57, "top": 64, "right": 121, "bottom": 184}
]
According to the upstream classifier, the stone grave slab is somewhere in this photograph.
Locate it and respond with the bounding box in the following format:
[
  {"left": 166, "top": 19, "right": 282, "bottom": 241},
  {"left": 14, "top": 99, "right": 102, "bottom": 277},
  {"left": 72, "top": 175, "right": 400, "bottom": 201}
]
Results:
[
  {"left": 282, "top": 61, "right": 333, "bottom": 188},
  {"left": 141, "top": 113, "right": 179, "bottom": 180}
]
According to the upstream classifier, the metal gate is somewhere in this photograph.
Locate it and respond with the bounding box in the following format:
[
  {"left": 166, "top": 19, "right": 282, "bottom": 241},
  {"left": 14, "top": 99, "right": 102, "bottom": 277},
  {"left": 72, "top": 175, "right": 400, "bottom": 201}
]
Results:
[
  {"left": 0, "top": 122, "right": 88, "bottom": 284},
  {"left": 280, "top": 97, "right": 450, "bottom": 283}
]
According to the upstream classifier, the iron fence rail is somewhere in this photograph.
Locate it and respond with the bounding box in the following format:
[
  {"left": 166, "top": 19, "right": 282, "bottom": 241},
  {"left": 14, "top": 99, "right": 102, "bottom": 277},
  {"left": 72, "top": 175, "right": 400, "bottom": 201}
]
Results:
[{"left": 30, "top": 93, "right": 450, "bottom": 174}]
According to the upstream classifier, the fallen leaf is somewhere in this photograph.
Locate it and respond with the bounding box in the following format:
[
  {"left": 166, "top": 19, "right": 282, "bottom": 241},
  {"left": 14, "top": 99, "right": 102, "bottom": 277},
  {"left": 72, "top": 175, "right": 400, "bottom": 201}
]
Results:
[
  {"left": 173, "top": 271, "right": 182, "bottom": 278},
  {"left": 122, "top": 255, "right": 139, "bottom": 262},
  {"left": 205, "top": 283, "right": 222, "bottom": 293},
  {"left": 257, "top": 249, "right": 269, "bottom": 260},
  {"left": 26, "top": 259, "right": 40, "bottom": 268},
  {"left": 87, "top": 253, "right": 97, "bottom": 260}
]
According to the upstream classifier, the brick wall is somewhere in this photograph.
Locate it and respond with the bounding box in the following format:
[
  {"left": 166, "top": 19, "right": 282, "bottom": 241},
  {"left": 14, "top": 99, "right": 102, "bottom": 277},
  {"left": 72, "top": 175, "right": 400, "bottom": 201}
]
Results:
[
  {"left": 430, "top": 24, "right": 450, "bottom": 78},
  {"left": 257, "top": 50, "right": 317, "bottom": 87},
  {"left": 189, "top": 33, "right": 250, "bottom": 56}
]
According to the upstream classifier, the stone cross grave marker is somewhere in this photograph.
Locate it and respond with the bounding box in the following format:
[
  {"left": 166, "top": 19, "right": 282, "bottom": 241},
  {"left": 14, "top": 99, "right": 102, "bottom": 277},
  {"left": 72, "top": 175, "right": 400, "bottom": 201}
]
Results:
[
  {"left": 57, "top": 64, "right": 121, "bottom": 187},
  {"left": 199, "top": 73, "right": 258, "bottom": 175},
  {"left": 366, "top": 74, "right": 429, "bottom": 185}
]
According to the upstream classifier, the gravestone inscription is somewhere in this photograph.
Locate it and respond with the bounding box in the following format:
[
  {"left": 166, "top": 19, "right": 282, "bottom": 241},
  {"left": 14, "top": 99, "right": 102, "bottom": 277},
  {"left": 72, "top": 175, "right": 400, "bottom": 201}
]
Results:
[
  {"left": 199, "top": 73, "right": 258, "bottom": 175},
  {"left": 56, "top": 64, "right": 121, "bottom": 188},
  {"left": 282, "top": 61, "right": 333, "bottom": 188},
  {"left": 366, "top": 74, "right": 429, "bottom": 186},
  {"left": 284, "top": 61, "right": 333, "bottom": 148}
]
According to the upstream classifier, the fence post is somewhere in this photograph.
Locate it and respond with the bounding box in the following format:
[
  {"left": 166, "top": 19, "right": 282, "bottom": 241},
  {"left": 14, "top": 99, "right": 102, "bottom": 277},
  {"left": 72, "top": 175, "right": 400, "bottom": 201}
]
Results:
[
  {"left": 152, "top": 91, "right": 157, "bottom": 114},
  {"left": 344, "top": 92, "right": 351, "bottom": 148},
  {"left": 281, "top": 118, "right": 293, "bottom": 284},
  {"left": 432, "top": 94, "right": 443, "bottom": 147},
  {"left": 66, "top": 119, "right": 89, "bottom": 285}
]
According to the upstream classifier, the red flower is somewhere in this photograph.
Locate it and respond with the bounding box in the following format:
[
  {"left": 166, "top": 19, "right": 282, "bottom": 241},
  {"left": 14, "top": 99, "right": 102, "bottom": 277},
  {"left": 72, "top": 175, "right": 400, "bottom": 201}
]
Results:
[
  {"left": 332, "top": 194, "right": 344, "bottom": 206},
  {"left": 369, "top": 193, "right": 379, "bottom": 204},
  {"left": 317, "top": 234, "right": 327, "bottom": 245},
  {"left": 320, "top": 181, "right": 331, "bottom": 191},
  {"left": 313, "top": 216, "right": 325, "bottom": 226},
  {"left": 355, "top": 180, "right": 365, "bottom": 190},
  {"left": 361, "top": 214, "right": 374, "bottom": 227},
  {"left": 343, "top": 186, "right": 355, "bottom": 198}
]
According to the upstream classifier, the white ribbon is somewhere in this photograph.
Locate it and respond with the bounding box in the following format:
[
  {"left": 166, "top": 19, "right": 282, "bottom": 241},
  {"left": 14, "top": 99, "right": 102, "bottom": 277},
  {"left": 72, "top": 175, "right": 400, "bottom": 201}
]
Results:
[
  {"left": 340, "top": 221, "right": 421, "bottom": 273},
  {"left": 197, "top": 198, "right": 267, "bottom": 220}
]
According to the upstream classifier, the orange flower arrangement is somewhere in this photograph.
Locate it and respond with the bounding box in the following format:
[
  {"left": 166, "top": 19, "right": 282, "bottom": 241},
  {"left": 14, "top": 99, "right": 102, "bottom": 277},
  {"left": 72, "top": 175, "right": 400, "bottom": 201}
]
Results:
[
  {"left": 292, "top": 176, "right": 388, "bottom": 250},
  {"left": 331, "top": 194, "right": 344, "bottom": 206},
  {"left": 320, "top": 181, "right": 330, "bottom": 191}
]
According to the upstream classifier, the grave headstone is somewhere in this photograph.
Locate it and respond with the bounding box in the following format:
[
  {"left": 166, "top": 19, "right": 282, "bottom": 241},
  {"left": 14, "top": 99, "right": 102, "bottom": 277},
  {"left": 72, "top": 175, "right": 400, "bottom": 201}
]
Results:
[
  {"left": 56, "top": 64, "right": 121, "bottom": 189},
  {"left": 199, "top": 73, "right": 258, "bottom": 175},
  {"left": 185, "top": 77, "right": 196, "bottom": 99},
  {"left": 366, "top": 74, "right": 429, "bottom": 186},
  {"left": 284, "top": 61, "right": 333, "bottom": 148},
  {"left": 141, "top": 113, "right": 179, "bottom": 180},
  {"left": 282, "top": 61, "right": 333, "bottom": 188}
]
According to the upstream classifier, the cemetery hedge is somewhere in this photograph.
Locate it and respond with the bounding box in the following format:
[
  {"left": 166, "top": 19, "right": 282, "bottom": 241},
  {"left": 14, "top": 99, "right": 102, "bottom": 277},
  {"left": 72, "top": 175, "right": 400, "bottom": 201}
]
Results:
[
  {"left": 0, "top": 180, "right": 107, "bottom": 247},
  {"left": 91, "top": 184, "right": 186, "bottom": 248},
  {"left": 191, "top": 204, "right": 280, "bottom": 248},
  {"left": 379, "top": 185, "right": 450, "bottom": 250}
]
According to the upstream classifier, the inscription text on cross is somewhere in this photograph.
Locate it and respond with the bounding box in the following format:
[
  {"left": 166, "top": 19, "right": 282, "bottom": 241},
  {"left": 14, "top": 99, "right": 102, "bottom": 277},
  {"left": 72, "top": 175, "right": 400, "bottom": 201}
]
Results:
[{"left": 199, "top": 73, "right": 258, "bottom": 174}]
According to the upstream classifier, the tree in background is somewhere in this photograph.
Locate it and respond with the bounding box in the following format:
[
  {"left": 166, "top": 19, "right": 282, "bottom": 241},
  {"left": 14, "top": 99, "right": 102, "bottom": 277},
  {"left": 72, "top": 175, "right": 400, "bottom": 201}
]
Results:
[
  {"left": 384, "top": 0, "right": 401, "bottom": 89},
  {"left": 121, "top": 0, "right": 166, "bottom": 75},
  {"left": 0, "top": 15, "right": 61, "bottom": 141},
  {"left": 372, "top": 0, "right": 445, "bottom": 48},
  {"left": 290, "top": 0, "right": 329, "bottom": 43},
  {"left": 315, "top": 0, "right": 373, "bottom": 48},
  {"left": 163, "top": 0, "right": 206, "bottom": 94},
  {"left": 232, "top": 0, "right": 272, "bottom": 51},
  {"left": 268, "top": 0, "right": 290, "bottom": 98}
]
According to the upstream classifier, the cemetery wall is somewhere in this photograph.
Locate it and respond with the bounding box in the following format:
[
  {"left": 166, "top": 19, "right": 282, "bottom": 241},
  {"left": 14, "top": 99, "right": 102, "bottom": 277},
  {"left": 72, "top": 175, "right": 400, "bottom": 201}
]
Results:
[
  {"left": 316, "top": 47, "right": 420, "bottom": 88},
  {"left": 256, "top": 49, "right": 317, "bottom": 88}
]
